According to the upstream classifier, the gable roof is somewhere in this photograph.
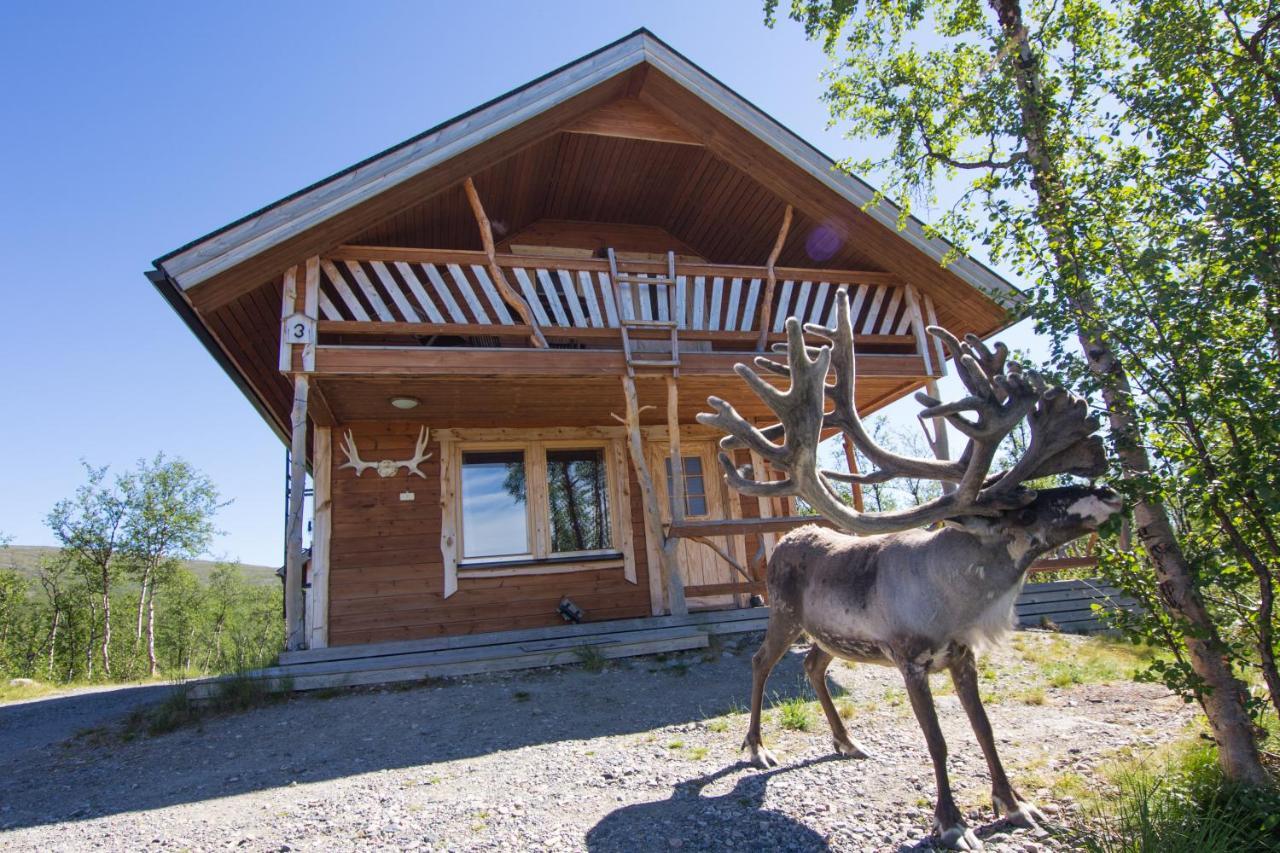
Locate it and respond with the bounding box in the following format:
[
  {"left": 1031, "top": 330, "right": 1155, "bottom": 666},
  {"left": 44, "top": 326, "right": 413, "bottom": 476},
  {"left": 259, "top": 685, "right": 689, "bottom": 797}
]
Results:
[{"left": 153, "top": 28, "right": 1015, "bottom": 311}]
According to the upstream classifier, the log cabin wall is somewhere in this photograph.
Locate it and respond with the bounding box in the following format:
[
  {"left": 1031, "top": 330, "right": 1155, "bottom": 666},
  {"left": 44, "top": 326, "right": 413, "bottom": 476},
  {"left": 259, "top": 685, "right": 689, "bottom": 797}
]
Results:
[{"left": 326, "top": 421, "right": 654, "bottom": 646}]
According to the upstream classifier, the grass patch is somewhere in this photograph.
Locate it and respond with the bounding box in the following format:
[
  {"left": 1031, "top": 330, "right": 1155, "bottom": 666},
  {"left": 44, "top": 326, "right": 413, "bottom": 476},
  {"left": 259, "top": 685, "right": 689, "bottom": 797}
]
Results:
[
  {"left": 1016, "top": 635, "right": 1160, "bottom": 689},
  {"left": 685, "top": 745, "right": 709, "bottom": 761},
  {"left": 777, "top": 695, "right": 814, "bottom": 731},
  {"left": 573, "top": 644, "right": 607, "bottom": 673},
  {"left": 1016, "top": 686, "right": 1047, "bottom": 705},
  {"left": 706, "top": 717, "right": 730, "bottom": 733},
  {"left": 128, "top": 674, "right": 292, "bottom": 737},
  {"left": 0, "top": 678, "right": 77, "bottom": 703},
  {"left": 666, "top": 739, "right": 685, "bottom": 750},
  {"left": 835, "top": 697, "right": 856, "bottom": 719},
  {"left": 1070, "top": 735, "right": 1280, "bottom": 852}
]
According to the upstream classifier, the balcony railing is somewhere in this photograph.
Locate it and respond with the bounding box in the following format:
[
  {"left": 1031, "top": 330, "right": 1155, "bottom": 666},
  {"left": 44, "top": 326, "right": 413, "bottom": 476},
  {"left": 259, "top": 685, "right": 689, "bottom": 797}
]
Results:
[{"left": 312, "top": 246, "right": 945, "bottom": 371}]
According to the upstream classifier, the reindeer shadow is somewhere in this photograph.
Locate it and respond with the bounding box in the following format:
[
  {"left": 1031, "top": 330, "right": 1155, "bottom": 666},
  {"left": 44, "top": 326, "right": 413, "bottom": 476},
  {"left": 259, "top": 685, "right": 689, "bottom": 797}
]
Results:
[{"left": 585, "top": 756, "right": 838, "bottom": 852}]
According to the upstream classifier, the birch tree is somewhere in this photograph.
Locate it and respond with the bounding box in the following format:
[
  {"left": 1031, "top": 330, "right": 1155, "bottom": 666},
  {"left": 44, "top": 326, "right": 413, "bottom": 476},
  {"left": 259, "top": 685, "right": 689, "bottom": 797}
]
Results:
[{"left": 765, "top": 0, "right": 1274, "bottom": 783}]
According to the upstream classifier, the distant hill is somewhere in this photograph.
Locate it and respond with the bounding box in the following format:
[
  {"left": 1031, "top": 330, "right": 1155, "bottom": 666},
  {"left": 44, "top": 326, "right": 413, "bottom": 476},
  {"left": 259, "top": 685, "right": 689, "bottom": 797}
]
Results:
[{"left": 0, "top": 546, "right": 279, "bottom": 587}]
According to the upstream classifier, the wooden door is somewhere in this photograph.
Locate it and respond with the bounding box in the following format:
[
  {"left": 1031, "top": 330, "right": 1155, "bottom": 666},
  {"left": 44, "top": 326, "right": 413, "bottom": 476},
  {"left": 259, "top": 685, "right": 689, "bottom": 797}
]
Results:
[{"left": 650, "top": 439, "right": 743, "bottom": 610}]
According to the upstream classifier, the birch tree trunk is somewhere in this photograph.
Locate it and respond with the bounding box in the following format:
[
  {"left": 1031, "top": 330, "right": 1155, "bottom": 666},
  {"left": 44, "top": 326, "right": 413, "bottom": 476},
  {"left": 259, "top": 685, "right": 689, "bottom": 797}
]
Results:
[
  {"left": 100, "top": 564, "right": 112, "bottom": 677},
  {"left": 146, "top": 588, "right": 158, "bottom": 677},
  {"left": 989, "top": 0, "right": 1267, "bottom": 785}
]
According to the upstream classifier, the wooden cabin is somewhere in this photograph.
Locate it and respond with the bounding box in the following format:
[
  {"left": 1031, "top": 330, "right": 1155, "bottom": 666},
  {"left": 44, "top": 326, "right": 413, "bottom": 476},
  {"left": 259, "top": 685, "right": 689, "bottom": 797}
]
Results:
[{"left": 148, "top": 30, "right": 1013, "bottom": 656}]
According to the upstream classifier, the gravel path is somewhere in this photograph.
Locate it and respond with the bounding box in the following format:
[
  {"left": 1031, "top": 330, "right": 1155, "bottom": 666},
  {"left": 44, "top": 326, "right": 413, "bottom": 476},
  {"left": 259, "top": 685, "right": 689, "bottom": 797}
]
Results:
[
  {"left": 0, "top": 632, "right": 1191, "bottom": 852},
  {"left": 0, "top": 682, "right": 178, "bottom": 754}
]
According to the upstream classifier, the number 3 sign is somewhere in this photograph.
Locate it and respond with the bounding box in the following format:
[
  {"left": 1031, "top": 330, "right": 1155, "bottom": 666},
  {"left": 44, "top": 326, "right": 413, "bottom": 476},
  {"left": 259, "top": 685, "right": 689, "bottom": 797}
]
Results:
[{"left": 282, "top": 313, "right": 315, "bottom": 344}]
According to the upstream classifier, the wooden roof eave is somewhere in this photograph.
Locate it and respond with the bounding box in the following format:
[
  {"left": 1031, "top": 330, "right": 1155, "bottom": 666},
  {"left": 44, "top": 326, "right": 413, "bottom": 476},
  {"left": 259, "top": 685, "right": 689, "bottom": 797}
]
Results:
[
  {"left": 145, "top": 269, "right": 290, "bottom": 443},
  {"left": 154, "top": 29, "right": 1018, "bottom": 327}
]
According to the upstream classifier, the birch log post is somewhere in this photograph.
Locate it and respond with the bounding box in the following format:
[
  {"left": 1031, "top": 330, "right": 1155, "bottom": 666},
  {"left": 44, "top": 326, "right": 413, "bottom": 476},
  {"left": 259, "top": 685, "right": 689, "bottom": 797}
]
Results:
[
  {"left": 755, "top": 204, "right": 793, "bottom": 350},
  {"left": 614, "top": 375, "right": 687, "bottom": 616},
  {"left": 463, "top": 176, "right": 548, "bottom": 348},
  {"left": 284, "top": 374, "right": 309, "bottom": 651}
]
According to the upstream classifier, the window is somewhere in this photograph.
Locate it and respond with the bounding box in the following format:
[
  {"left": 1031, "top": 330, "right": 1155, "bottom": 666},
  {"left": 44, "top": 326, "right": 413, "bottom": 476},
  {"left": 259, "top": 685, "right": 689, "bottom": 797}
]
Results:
[
  {"left": 665, "top": 455, "right": 709, "bottom": 517},
  {"left": 461, "top": 450, "right": 530, "bottom": 560},
  {"left": 454, "top": 441, "right": 620, "bottom": 567},
  {"left": 546, "top": 448, "right": 612, "bottom": 552}
]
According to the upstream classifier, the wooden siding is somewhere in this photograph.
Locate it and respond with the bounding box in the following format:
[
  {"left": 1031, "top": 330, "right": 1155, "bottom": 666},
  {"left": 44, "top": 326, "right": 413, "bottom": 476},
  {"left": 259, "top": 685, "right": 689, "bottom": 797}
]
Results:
[{"left": 327, "top": 422, "right": 654, "bottom": 646}]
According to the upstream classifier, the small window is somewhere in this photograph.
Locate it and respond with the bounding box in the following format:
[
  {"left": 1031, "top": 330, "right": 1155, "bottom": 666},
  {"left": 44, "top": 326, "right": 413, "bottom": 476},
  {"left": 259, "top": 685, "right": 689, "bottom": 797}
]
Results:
[
  {"left": 461, "top": 450, "right": 529, "bottom": 559},
  {"left": 546, "top": 448, "right": 612, "bottom": 553},
  {"left": 666, "top": 455, "right": 709, "bottom": 517}
]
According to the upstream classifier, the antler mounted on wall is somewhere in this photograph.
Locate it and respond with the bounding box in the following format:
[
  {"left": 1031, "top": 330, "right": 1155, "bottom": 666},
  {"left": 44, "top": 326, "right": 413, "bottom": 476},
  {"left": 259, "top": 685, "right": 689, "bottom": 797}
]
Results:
[
  {"left": 339, "top": 426, "right": 432, "bottom": 479},
  {"left": 696, "top": 287, "right": 1104, "bottom": 534}
]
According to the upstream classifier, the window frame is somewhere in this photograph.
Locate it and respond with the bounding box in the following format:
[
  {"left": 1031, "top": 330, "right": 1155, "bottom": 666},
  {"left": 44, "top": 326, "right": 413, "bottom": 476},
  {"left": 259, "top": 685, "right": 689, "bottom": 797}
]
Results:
[{"left": 439, "top": 431, "right": 637, "bottom": 596}]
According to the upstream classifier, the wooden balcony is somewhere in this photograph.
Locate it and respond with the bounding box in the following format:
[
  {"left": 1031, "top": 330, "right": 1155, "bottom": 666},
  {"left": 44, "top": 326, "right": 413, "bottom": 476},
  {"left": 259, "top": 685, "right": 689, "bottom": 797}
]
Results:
[{"left": 307, "top": 246, "right": 948, "bottom": 376}]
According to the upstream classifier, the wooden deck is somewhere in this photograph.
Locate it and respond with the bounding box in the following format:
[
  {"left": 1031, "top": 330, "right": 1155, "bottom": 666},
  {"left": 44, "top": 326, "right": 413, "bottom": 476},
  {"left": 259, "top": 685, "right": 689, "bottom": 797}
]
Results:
[
  {"left": 190, "top": 607, "right": 769, "bottom": 698},
  {"left": 188, "top": 579, "right": 1134, "bottom": 699}
]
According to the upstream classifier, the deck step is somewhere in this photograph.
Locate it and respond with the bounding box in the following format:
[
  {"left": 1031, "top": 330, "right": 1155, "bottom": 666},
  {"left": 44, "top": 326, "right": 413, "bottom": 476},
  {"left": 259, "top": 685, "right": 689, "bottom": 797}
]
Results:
[
  {"left": 189, "top": 630, "right": 712, "bottom": 698},
  {"left": 281, "top": 606, "right": 769, "bottom": 666}
]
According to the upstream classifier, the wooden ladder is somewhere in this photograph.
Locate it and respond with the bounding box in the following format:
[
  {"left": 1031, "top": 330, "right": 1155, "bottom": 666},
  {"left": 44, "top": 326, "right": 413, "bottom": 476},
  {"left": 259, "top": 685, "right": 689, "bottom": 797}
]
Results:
[{"left": 607, "top": 248, "right": 680, "bottom": 377}]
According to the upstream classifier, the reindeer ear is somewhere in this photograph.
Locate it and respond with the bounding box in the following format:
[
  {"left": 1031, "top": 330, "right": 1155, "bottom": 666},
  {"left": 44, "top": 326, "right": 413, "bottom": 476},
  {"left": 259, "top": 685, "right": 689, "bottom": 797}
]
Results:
[{"left": 944, "top": 516, "right": 1000, "bottom": 538}]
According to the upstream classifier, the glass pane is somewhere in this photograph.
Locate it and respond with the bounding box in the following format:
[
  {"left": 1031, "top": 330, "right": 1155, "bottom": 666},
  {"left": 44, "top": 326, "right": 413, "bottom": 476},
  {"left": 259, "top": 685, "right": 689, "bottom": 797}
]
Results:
[
  {"left": 685, "top": 475, "right": 706, "bottom": 499},
  {"left": 546, "top": 448, "right": 612, "bottom": 552},
  {"left": 461, "top": 451, "right": 529, "bottom": 558},
  {"left": 665, "top": 455, "right": 709, "bottom": 517}
]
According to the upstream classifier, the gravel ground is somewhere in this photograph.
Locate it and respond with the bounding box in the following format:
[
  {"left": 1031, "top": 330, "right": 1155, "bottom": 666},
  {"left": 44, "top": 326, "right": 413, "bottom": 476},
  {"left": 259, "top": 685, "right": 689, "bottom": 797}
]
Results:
[
  {"left": 0, "top": 631, "right": 1192, "bottom": 852},
  {"left": 1, "top": 682, "right": 178, "bottom": 754}
]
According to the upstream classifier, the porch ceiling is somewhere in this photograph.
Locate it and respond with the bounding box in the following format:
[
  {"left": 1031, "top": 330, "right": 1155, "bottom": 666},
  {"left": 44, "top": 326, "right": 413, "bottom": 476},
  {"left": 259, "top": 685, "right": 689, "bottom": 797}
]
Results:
[{"left": 313, "top": 373, "right": 923, "bottom": 428}]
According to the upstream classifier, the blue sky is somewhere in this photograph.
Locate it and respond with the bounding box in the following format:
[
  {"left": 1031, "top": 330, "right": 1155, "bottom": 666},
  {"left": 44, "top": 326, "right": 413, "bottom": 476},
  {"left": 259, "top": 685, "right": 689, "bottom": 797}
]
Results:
[{"left": 0, "top": 2, "right": 1040, "bottom": 566}]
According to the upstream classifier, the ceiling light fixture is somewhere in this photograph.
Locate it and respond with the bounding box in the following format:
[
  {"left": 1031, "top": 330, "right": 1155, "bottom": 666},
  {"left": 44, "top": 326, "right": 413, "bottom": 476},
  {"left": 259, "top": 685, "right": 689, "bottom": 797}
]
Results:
[{"left": 389, "top": 396, "right": 420, "bottom": 410}]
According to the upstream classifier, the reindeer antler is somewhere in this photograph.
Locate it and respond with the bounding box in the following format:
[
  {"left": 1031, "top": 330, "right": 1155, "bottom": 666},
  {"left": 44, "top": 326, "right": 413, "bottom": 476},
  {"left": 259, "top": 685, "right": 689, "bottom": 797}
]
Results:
[
  {"left": 339, "top": 430, "right": 378, "bottom": 477},
  {"left": 697, "top": 288, "right": 1104, "bottom": 534}
]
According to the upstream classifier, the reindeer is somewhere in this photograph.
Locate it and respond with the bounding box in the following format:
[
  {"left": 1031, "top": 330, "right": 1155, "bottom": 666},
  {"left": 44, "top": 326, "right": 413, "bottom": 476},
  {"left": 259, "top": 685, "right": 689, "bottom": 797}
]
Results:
[{"left": 697, "top": 289, "right": 1120, "bottom": 850}]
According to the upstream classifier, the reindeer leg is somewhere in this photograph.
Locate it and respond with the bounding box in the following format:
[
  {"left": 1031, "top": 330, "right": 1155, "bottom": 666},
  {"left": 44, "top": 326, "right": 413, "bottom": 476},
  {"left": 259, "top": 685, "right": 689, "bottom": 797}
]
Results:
[
  {"left": 899, "top": 658, "right": 982, "bottom": 851},
  {"left": 803, "top": 645, "right": 869, "bottom": 759},
  {"left": 743, "top": 616, "right": 798, "bottom": 769},
  {"left": 948, "top": 646, "right": 1046, "bottom": 830}
]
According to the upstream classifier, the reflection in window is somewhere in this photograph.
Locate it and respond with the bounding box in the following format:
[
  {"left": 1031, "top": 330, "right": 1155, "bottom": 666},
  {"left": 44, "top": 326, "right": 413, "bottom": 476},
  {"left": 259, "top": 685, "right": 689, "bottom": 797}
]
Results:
[
  {"left": 665, "top": 455, "right": 709, "bottom": 517},
  {"left": 547, "top": 448, "right": 612, "bottom": 552},
  {"left": 461, "top": 450, "right": 529, "bottom": 558}
]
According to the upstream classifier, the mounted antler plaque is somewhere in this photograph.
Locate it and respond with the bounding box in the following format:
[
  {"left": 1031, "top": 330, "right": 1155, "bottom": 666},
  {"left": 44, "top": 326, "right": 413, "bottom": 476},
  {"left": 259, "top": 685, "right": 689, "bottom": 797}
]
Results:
[{"left": 339, "top": 427, "right": 432, "bottom": 479}]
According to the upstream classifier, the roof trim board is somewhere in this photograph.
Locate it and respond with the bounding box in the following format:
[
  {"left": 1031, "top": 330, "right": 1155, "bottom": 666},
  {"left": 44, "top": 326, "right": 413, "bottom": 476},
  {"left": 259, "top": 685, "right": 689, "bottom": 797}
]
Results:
[{"left": 154, "top": 29, "right": 1017, "bottom": 306}]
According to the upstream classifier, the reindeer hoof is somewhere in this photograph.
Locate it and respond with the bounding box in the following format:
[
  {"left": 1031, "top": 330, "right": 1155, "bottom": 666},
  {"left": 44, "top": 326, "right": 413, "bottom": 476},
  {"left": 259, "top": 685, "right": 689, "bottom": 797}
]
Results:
[
  {"left": 936, "top": 823, "right": 983, "bottom": 851},
  {"left": 833, "top": 737, "right": 870, "bottom": 759},
  {"left": 742, "top": 738, "right": 780, "bottom": 769},
  {"left": 994, "top": 795, "right": 1047, "bottom": 830}
]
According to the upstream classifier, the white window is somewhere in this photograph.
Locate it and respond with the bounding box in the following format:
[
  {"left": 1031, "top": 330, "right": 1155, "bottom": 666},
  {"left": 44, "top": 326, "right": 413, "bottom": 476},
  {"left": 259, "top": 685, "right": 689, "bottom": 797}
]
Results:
[{"left": 440, "top": 433, "right": 637, "bottom": 593}]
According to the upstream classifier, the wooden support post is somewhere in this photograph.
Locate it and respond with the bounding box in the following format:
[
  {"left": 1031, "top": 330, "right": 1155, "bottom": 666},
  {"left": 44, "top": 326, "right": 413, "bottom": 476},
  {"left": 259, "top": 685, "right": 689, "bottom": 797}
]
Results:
[
  {"left": 756, "top": 204, "right": 793, "bottom": 350},
  {"left": 284, "top": 374, "right": 309, "bottom": 651},
  {"left": 663, "top": 376, "right": 689, "bottom": 614},
  {"left": 922, "top": 378, "right": 955, "bottom": 495},
  {"left": 748, "top": 449, "right": 779, "bottom": 560},
  {"left": 841, "top": 434, "right": 865, "bottom": 512},
  {"left": 666, "top": 377, "right": 687, "bottom": 528},
  {"left": 614, "top": 376, "right": 687, "bottom": 617},
  {"left": 302, "top": 256, "right": 319, "bottom": 372},
  {"left": 304, "top": 426, "right": 331, "bottom": 649},
  {"left": 463, "top": 177, "right": 548, "bottom": 348},
  {"left": 278, "top": 266, "right": 299, "bottom": 372}
]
